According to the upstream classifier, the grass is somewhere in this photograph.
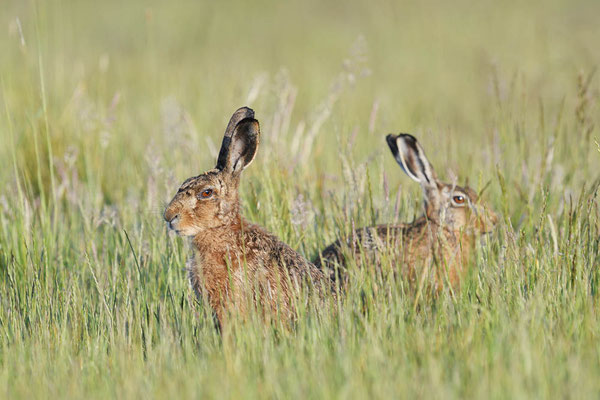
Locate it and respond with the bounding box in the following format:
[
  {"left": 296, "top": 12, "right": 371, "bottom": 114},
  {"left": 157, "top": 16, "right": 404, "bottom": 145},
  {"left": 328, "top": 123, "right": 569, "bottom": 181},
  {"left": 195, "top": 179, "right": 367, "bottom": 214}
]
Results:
[{"left": 1, "top": 0, "right": 600, "bottom": 398}]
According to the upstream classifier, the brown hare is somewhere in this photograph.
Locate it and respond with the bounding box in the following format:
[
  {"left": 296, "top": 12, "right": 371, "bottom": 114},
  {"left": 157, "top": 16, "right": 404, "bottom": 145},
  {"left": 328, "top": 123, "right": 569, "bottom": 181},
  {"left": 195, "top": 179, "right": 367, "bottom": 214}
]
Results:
[
  {"left": 164, "top": 107, "right": 332, "bottom": 328},
  {"left": 315, "top": 133, "right": 498, "bottom": 291}
]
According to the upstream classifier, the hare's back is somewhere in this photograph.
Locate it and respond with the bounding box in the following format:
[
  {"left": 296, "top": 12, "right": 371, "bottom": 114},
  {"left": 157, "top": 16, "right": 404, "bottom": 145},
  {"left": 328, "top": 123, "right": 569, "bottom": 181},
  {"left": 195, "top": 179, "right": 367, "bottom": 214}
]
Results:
[
  {"left": 314, "top": 224, "right": 412, "bottom": 282},
  {"left": 241, "top": 221, "right": 328, "bottom": 286}
]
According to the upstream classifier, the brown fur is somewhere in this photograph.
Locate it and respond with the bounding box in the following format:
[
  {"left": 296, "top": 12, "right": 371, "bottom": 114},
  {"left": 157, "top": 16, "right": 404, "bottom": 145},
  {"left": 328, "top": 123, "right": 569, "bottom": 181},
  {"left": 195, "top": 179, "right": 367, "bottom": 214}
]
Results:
[
  {"left": 315, "top": 134, "right": 498, "bottom": 291},
  {"left": 165, "top": 107, "right": 332, "bottom": 327}
]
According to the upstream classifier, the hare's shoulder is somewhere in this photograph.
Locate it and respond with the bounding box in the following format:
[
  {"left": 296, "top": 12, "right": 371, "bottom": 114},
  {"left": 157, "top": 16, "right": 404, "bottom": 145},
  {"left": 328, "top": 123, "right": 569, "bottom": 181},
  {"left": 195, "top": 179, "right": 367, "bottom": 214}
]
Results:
[
  {"left": 241, "top": 220, "right": 318, "bottom": 274},
  {"left": 353, "top": 219, "right": 425, "bottom": 245},
  {"left": 316, "top": 219, "right": 427, "bottom": 260},
  {"left": 240, "top": 221, "right": 293, "bottom": 257}
]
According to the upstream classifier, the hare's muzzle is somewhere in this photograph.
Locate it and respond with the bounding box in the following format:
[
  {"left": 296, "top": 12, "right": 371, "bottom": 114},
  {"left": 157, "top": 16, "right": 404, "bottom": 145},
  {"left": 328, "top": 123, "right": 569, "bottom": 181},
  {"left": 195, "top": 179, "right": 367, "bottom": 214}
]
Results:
[
  {"left": 164, "top": 208, "right": 180, "bottom": 231},
  {"left": 477, "top": 206, "right": 499, "bottom": 234}
]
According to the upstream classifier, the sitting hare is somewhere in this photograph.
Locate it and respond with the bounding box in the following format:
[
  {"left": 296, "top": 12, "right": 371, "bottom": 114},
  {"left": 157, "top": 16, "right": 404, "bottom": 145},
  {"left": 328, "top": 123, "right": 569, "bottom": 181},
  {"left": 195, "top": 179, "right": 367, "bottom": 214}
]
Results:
[
  {"left": 315, "top": 133, "right": 498, "bottom": 291},
  {"left": 164, "top": 107, "right": 332, "bottom": 327}
]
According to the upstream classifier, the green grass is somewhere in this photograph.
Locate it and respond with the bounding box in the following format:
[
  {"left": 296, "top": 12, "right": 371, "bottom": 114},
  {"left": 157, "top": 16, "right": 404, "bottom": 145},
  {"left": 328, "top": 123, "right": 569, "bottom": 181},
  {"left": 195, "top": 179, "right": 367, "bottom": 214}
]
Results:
[{"left": 1, "top": 0, "right": 600, "bottom": 398}]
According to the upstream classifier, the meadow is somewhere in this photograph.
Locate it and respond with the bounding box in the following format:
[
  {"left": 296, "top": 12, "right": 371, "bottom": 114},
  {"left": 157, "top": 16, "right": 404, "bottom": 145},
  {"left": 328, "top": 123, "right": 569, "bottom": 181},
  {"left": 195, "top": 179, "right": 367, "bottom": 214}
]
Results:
[{"left": 1, "top": 0, "right": 600, "bottom": 398}]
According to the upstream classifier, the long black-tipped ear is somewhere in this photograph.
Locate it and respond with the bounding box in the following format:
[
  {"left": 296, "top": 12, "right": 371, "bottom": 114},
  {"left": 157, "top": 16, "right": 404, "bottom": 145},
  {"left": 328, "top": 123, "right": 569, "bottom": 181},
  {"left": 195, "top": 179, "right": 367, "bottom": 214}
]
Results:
[
  {"left": 216, "top": 107, "right": 255, "bottom": 171},
  {"left": 386, "top": 133, "right": 437, "bottom": 188},
  {"left": 216, "top": 117, "right": 260, "bottom": 175}
]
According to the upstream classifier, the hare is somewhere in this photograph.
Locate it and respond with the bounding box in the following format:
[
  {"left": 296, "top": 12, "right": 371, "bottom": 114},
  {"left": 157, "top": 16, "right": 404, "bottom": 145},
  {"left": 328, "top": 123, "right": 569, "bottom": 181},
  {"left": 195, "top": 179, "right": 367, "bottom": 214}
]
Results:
[
  {"left": 164, "top": 107, "right": 332, "bottom": 327},
  {"left": 315, "top": 133, "right": 498, "bottom": 291}
]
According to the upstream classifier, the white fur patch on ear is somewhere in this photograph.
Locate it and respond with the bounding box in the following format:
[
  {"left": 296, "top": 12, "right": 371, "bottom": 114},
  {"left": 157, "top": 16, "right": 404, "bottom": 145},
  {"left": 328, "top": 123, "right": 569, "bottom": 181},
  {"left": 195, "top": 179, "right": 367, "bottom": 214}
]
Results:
[
  {"left": 412, "top": 141, "right": 436, "bottom": 186},
  {"left": 387, "top": 134, "right": 421, "bottom": 183},
  {"left": 229, "top": 119, "right": 259, "bottom": 174},
  {"left": 387, "top": 133, "right": 438, "bottom": 189},
  {"left": 395, "top": 137, "right": 421, "bottom": 183}
]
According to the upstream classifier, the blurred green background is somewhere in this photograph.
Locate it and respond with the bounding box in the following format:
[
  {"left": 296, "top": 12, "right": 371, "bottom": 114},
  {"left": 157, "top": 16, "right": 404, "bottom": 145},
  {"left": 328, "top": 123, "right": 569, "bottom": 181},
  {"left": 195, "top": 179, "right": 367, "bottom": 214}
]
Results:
[
  {"left": 3, "top": 0, "right": 599, "bottom": 196},
  {"left": 1, "top": 0, "right": 599, "bottom": 398}
]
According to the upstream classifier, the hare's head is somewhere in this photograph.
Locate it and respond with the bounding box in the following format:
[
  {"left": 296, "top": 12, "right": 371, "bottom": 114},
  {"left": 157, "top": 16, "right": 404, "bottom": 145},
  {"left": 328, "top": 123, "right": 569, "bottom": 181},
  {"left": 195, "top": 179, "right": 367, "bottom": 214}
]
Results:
[
  {"left": 164, "top": 107, "right": 260, "bottom": 236},
  {"left": 386, "top": 134, "right": 498, "bottom": 235}
]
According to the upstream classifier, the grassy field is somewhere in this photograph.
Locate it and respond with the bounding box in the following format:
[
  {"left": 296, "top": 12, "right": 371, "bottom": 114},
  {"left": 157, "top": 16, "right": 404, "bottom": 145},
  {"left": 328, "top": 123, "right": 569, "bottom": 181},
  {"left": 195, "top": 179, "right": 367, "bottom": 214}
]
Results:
[{"left": 1, "top": 0, "right": 600, "bottom": 398}]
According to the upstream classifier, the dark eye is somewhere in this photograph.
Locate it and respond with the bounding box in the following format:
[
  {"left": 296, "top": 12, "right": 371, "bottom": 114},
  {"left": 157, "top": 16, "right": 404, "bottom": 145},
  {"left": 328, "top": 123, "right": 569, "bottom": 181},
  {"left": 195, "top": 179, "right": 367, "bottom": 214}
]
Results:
[
  {"left": 453, "top": 195, "right": 466, "bottom": 205},
  {"left": 199, "top": 189, "right": 213, "bottom": 199}
]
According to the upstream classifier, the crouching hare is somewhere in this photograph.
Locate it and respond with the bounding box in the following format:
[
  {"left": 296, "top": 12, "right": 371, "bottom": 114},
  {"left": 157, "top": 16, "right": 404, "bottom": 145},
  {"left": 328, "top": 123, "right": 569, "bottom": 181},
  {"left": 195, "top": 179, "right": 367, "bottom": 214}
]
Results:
[
  {"left": 164, "top": 107, "right": 332, "bottom": 327},
  {"left": 315, "top": 133, "right": 498, "bottom": 292}
]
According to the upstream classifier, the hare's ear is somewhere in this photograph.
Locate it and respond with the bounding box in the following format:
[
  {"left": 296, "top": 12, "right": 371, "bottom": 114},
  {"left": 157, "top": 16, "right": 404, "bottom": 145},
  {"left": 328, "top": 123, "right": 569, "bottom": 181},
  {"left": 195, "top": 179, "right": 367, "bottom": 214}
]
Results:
[
  {"left": 215, "top": 114, "right": 260, "bottom": 175},
  {"left": 216, "top": 107, "right": 255, "bottom": 171},
  {"left": 386, "top": 134, "right": 438, "bottom": 189}
]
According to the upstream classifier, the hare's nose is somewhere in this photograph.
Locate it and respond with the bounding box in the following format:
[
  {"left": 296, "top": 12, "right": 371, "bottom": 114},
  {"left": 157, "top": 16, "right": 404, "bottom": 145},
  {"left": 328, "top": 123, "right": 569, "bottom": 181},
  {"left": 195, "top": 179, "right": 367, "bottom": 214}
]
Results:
[
  {"left": 489, "top": 210, "right": 499, "bottom": 225},
  {"left": 166, "top": 215, "right": 180, "bottom": 231},
  {"left": 164, "top": 209, "right": 179, "bottom": 223}
]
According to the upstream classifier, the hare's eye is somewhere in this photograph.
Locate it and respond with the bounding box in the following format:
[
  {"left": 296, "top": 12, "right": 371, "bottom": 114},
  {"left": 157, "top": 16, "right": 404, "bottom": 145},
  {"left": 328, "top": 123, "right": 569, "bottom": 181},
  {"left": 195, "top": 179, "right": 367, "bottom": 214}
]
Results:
[
  {"left": 452, "top": 195, "right": 466, "bottom": 205},
  {"left": 199, "top": 189, "right": 213, "bottom": 199}
]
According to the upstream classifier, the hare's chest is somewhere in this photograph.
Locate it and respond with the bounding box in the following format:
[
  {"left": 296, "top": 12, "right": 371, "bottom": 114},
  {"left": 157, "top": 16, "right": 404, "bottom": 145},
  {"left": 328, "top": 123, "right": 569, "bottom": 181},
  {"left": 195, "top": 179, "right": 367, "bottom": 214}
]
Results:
[
  {"left": 186, "top": 249, "right": 229, "bottom": 298},
  {"left": 186, "top": 251, "right": 209, "bottom": 298}
]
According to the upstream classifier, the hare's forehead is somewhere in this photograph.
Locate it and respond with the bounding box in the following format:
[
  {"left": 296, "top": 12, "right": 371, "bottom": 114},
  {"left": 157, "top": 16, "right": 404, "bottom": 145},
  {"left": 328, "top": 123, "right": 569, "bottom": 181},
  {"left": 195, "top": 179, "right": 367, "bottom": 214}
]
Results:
[
  {"left": 178, "top": 171, "right": 222, "bottom": 192},
  {"left": 463, "top": 187, "right": 479, "bottom": 201},
  {"left": 441, "top": 184, "right": 478, "bottom": 200}
]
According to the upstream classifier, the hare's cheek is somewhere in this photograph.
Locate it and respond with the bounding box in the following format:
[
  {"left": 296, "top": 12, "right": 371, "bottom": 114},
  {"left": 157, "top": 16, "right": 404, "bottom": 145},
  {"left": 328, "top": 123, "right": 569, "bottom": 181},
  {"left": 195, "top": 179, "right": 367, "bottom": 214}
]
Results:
[
  {"left": 216, "top": 199, "right": 234, "bottom": 216},
  {"left": 181, "top": 212, "right": 195, "bottom": 227},
  {"left": 472, "top": 207, "right": 493, "bottom": 233},
  {"left": 481, "top": 216, "right": 495, "bottom": 233},
  {"left": 443, "top": 211, "right": 457, "bottom": 227},
  {"left": 191, "top": 206, "right": 206, "bottom": 221},
  {"left": 192, "top": 203, "right": 216, "bottom": 225},
  {"left": 451, "top": 211, "right": 469, "bottom": 229}
]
